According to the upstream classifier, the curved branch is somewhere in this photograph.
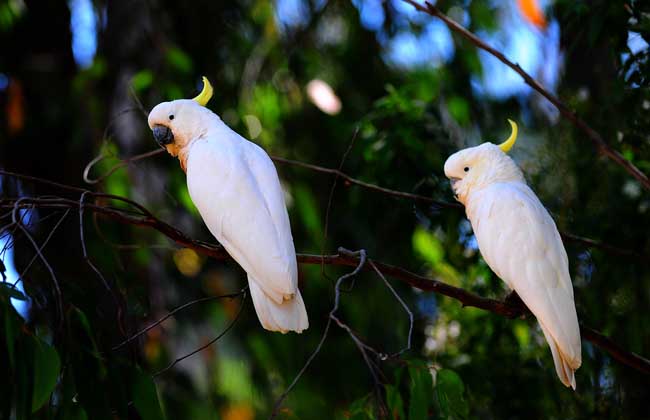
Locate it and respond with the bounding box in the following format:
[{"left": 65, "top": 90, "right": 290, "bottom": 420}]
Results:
[
  {"left": 272, "top": 156, "right": 462, "bottom": 210},
  {"left": 271, "top": 158, "right": 645, "bottom": 260},
  {"left": 10, "top": 144, "right": 640, "bottom": 261},
  {"left": 153, "top": 289, "right": 248, "bottom": 378},
  {"left": 83, "top": 148, "right": 165, "bottom": 185},
  {"left": 2, "top": 194, "right": 648, "bottom": 376},
  {"left": 402, "top": 0, "right": 650, "bottom": 191}
]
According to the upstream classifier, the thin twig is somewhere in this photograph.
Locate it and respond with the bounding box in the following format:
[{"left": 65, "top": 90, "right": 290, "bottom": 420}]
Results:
[
  {"left": 13, "top": 209, "right": 70, "bottom": 288},
  {"left": 272, "top": 155, "right": 462, "bottom": 209},
  {"left": 321, "top": 127, "right": 360, "bottom": 271},
  {"left": 152, "top": 289, "right": 247, "bottom": 378},
  {"left": 127, "top": 84, "right": 150, "bottom": 117},
  {"left": 330, "top": 311, "right": 388, "bottom": 417},
  {"left": 269, "top": 160, "right": 643, "bottom": 259},
  {"left": 0, "top": 169, "right": 153, "bottom": 218},
  {"left": 369, "top": 260, "right": 414, "bottom": 358},
  {"left": 83, "top": 148, "right": 164, "bottom": 185},
  {"left": 581, "top": 325, "right": 650, "bottom": 375},
  {"left": 559, "top": 231, "right": 645, "bottom": 259},
  {"left": 10, "top": 150, "right": 641, "bottom": 261},
  {"left": 1, "top": 173, "right": 648, "bottom": 375},
  {"left": 79, "top": 192, "right": 112, "bottom": 291},
  {"left": 402, "top": 0, "right": 650, "bottom": 191},
  {"left": 79, "top": 192, "right": 128, "bottom": 335},
  {"left": 11, "top": 198, "right": 64, "bottom": 328},
  {"left": 112, "top": 289, "right": 247, "bottom": 351},
  {"left": 271, "top": 248, "right": 368, "bottom": 419}
]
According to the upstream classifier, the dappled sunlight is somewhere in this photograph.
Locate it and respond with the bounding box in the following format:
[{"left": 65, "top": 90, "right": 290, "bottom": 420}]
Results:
[
  {"left": 472, "top": 2, "right": 562, "bottom": 105},
  {"left": 243, "top": 114, "right": 263, "bottom": 139},
  {"left": 173, "top": 248, "right": 202, "bottom": 277},
  {"left": 68, "top": 0, "right": 97, "bottom": 68},
  {"left": 517, "top": 0, "right": 547, "bottom": 29},
  {"left": 305, "top": 79, "right": 342, "bottom": 115},
  {"left": 1, "top": 0, "right": 649, "bottom": 417},
  {"left": 0, "top": 233, "right": 30, "bottom": 319}
]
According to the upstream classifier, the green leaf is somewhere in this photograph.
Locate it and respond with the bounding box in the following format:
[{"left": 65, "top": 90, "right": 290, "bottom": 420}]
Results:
[
  {"left": 32, "top": 337, "right": 61, "bottom": 412},
  {"left": 469, "top": 2, "right": 497, "bottom": 31},
  {"left": 292, "top": 184, "right": 323, "bottom": 242},
  {"left": 385, "top": 385, "right": 405, "bottom": 420},
  {"left": 408, "top": 361, "right": 433, "bottom": 420},
  {"left": 3, "top": 300, "right": 19, "bottom": 367},
  {"left": 412, "top": 228, "right": 444, "bottom": 266},
  {"left": 166, "top": 47, "right": 193, "bottom": 73},
  {"left": 216, "top": 357, "right": 255, "bottom": 403},
  {"left": 132, "top": 369, "right": 165, "bottom": 420},
  {"left": 435, "top": 369, "right": 468, "bottom": 420},
  {"left": 131, "top": 70, "right": 153, "bottom": 91},
  {"left": 15, "top": 339, "right": 33, "bottom": 420},
  {"left": 346, "top": 393, "right": 374, "bottom": 419},
  {"left": 513, "top": 320, "right": 530, "bottom": 348},
  {"left": 446, "top": 96, "right": 470, "bottom": 126},
  {"left": 57, "top": 370, "right": 89, "bottom": 420},
  {"left": 623, "top": 149, "right": 635, "bottom": 162},
  {"left": 0, "top": 282, "right": 27, "bottom": 300},
  {"left": 64, "top": 406, "right": 89, "bottom": 420},
  {"left": 72, "top": 307, "right": 102, "bottom": 361}
]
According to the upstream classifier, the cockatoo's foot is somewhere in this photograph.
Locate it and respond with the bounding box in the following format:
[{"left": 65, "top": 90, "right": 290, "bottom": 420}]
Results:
[
  {"left": 504, "top": 290, "right": 522, "bottom": 305},
  {"left": 504, "top": 290, "right": 528, "bottom": 318}
]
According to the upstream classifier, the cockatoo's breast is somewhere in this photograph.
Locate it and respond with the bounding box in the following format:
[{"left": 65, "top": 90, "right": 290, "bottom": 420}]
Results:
[
  {"left": 185, "top": 135, "right": 236, "bottom": 235},
  {"left": 186, "top": 129, "right": 298, "bottom": 300},
  {"left": 464, "top": 182, "right": 515, "bottom": 229},
  {"left": 463, "top": 180, "right": 539, "bottom": 288}
]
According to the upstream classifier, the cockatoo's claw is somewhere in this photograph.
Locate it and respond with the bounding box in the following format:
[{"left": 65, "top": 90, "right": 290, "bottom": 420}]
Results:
[
  {"left": 504, "top": 290, "right": 522, "bottom": 305},
  {"left": 504, "top": 290, "right": 528, "bottom": 318}
]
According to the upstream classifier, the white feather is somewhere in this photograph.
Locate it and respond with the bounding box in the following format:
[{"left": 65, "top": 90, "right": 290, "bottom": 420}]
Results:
[
  {"left": 185, "top": 121, "right": 308, "bottom": 333},
  {"left": 466, "top": 182, "right": 581, "bottom": 387}
]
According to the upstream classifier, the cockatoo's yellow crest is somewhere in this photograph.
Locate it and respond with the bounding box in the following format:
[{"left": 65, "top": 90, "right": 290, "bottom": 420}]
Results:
[
  {"left": 192, "top": 76, "right": 213, "bottom": 106},
  {"left": 497, "top": 119, "right": 518, "bottom": 153}
]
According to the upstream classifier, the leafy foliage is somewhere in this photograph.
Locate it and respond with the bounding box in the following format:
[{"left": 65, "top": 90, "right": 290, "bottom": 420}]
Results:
[{"left": 1, "top": 0, "right": 649, "bottom": 418}]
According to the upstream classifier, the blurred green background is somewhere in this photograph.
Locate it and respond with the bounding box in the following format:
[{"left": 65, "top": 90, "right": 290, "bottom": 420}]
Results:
[{"left": 1, "top": 0, "right": 649, "bottom": 418}]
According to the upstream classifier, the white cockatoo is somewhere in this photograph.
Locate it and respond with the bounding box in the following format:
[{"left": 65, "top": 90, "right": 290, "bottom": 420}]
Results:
[
  {"left": 444, "top": 120, "right": 581, "bottom": 389},
  {"left": 147, "top": 77, "right": 308, "bottom": 333}
]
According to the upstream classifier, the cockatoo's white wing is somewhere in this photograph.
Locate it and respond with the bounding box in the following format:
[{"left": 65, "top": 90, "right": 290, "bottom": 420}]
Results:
[
  {"left": 186, "top": 132, "right": 308, "bottom": 333},
  {"left": 468, "top": 182, "right": 581, "bottom": 387},
  {"left": 241, "top": 137, "right": 298, "bottom": 288},
  {"left": 186, "top": 134, "right": 297, "bottom": 303}
]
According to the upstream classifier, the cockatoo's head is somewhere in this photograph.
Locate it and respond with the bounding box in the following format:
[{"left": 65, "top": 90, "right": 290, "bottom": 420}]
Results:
[
  {"left": 148, "top": 77, "right": 216, "bottom": 170},
  {"left": 444, "top": 120, "right": 524, "bottom": 204}
]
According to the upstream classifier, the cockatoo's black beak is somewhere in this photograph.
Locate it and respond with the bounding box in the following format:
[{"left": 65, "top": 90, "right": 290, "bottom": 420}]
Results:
[
  {"left": 450, "top": 177, "right": 460, "bottom": 192},
  {"left": 450, "top": 177, "right": 461, "bottom": 200},
  {"left": 153, "top": 125, "right": 174, "bottom": 147}
]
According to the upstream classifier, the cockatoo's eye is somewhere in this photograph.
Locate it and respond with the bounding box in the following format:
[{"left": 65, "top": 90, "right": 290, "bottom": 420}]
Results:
[
  {"left": 464, "top": 167, "right": 470, "bottom": 172},
  {"left": 169, "top": 114, "right": 175, "bottom": 120}
]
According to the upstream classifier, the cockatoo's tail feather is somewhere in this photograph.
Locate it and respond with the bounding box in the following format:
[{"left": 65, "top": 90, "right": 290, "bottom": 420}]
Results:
[
  {"left": 148, "top": 77, "right": 309, "bottom": 333},
  {"left": 249, "top": 279, "right": 309, "bottom": 333},
  {"left": 444, "top": 120, "right": 581, "bottom": 389},
  {"left": 540, "top": 322, "right": 578, "bottom": 389}
]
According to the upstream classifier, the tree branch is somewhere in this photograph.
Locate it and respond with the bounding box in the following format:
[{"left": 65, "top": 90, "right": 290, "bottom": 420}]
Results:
[
  {"left": 153, "top": 289, "right": 248, "bottom": 378},
  {"left": 27, "top": 143, "right": 644, "bottom": 261},
  {"left": 272, "top": 156, "right": 462, "bottom": 210},
  {"left": 2, "top": 190, "right": 648, "bottom": 376},
  {"left": 402, "top": 0, "right": 650, "bottom": 191},
  {"left": 271, "top": 158, "right": 646, "bottom": 260}
]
